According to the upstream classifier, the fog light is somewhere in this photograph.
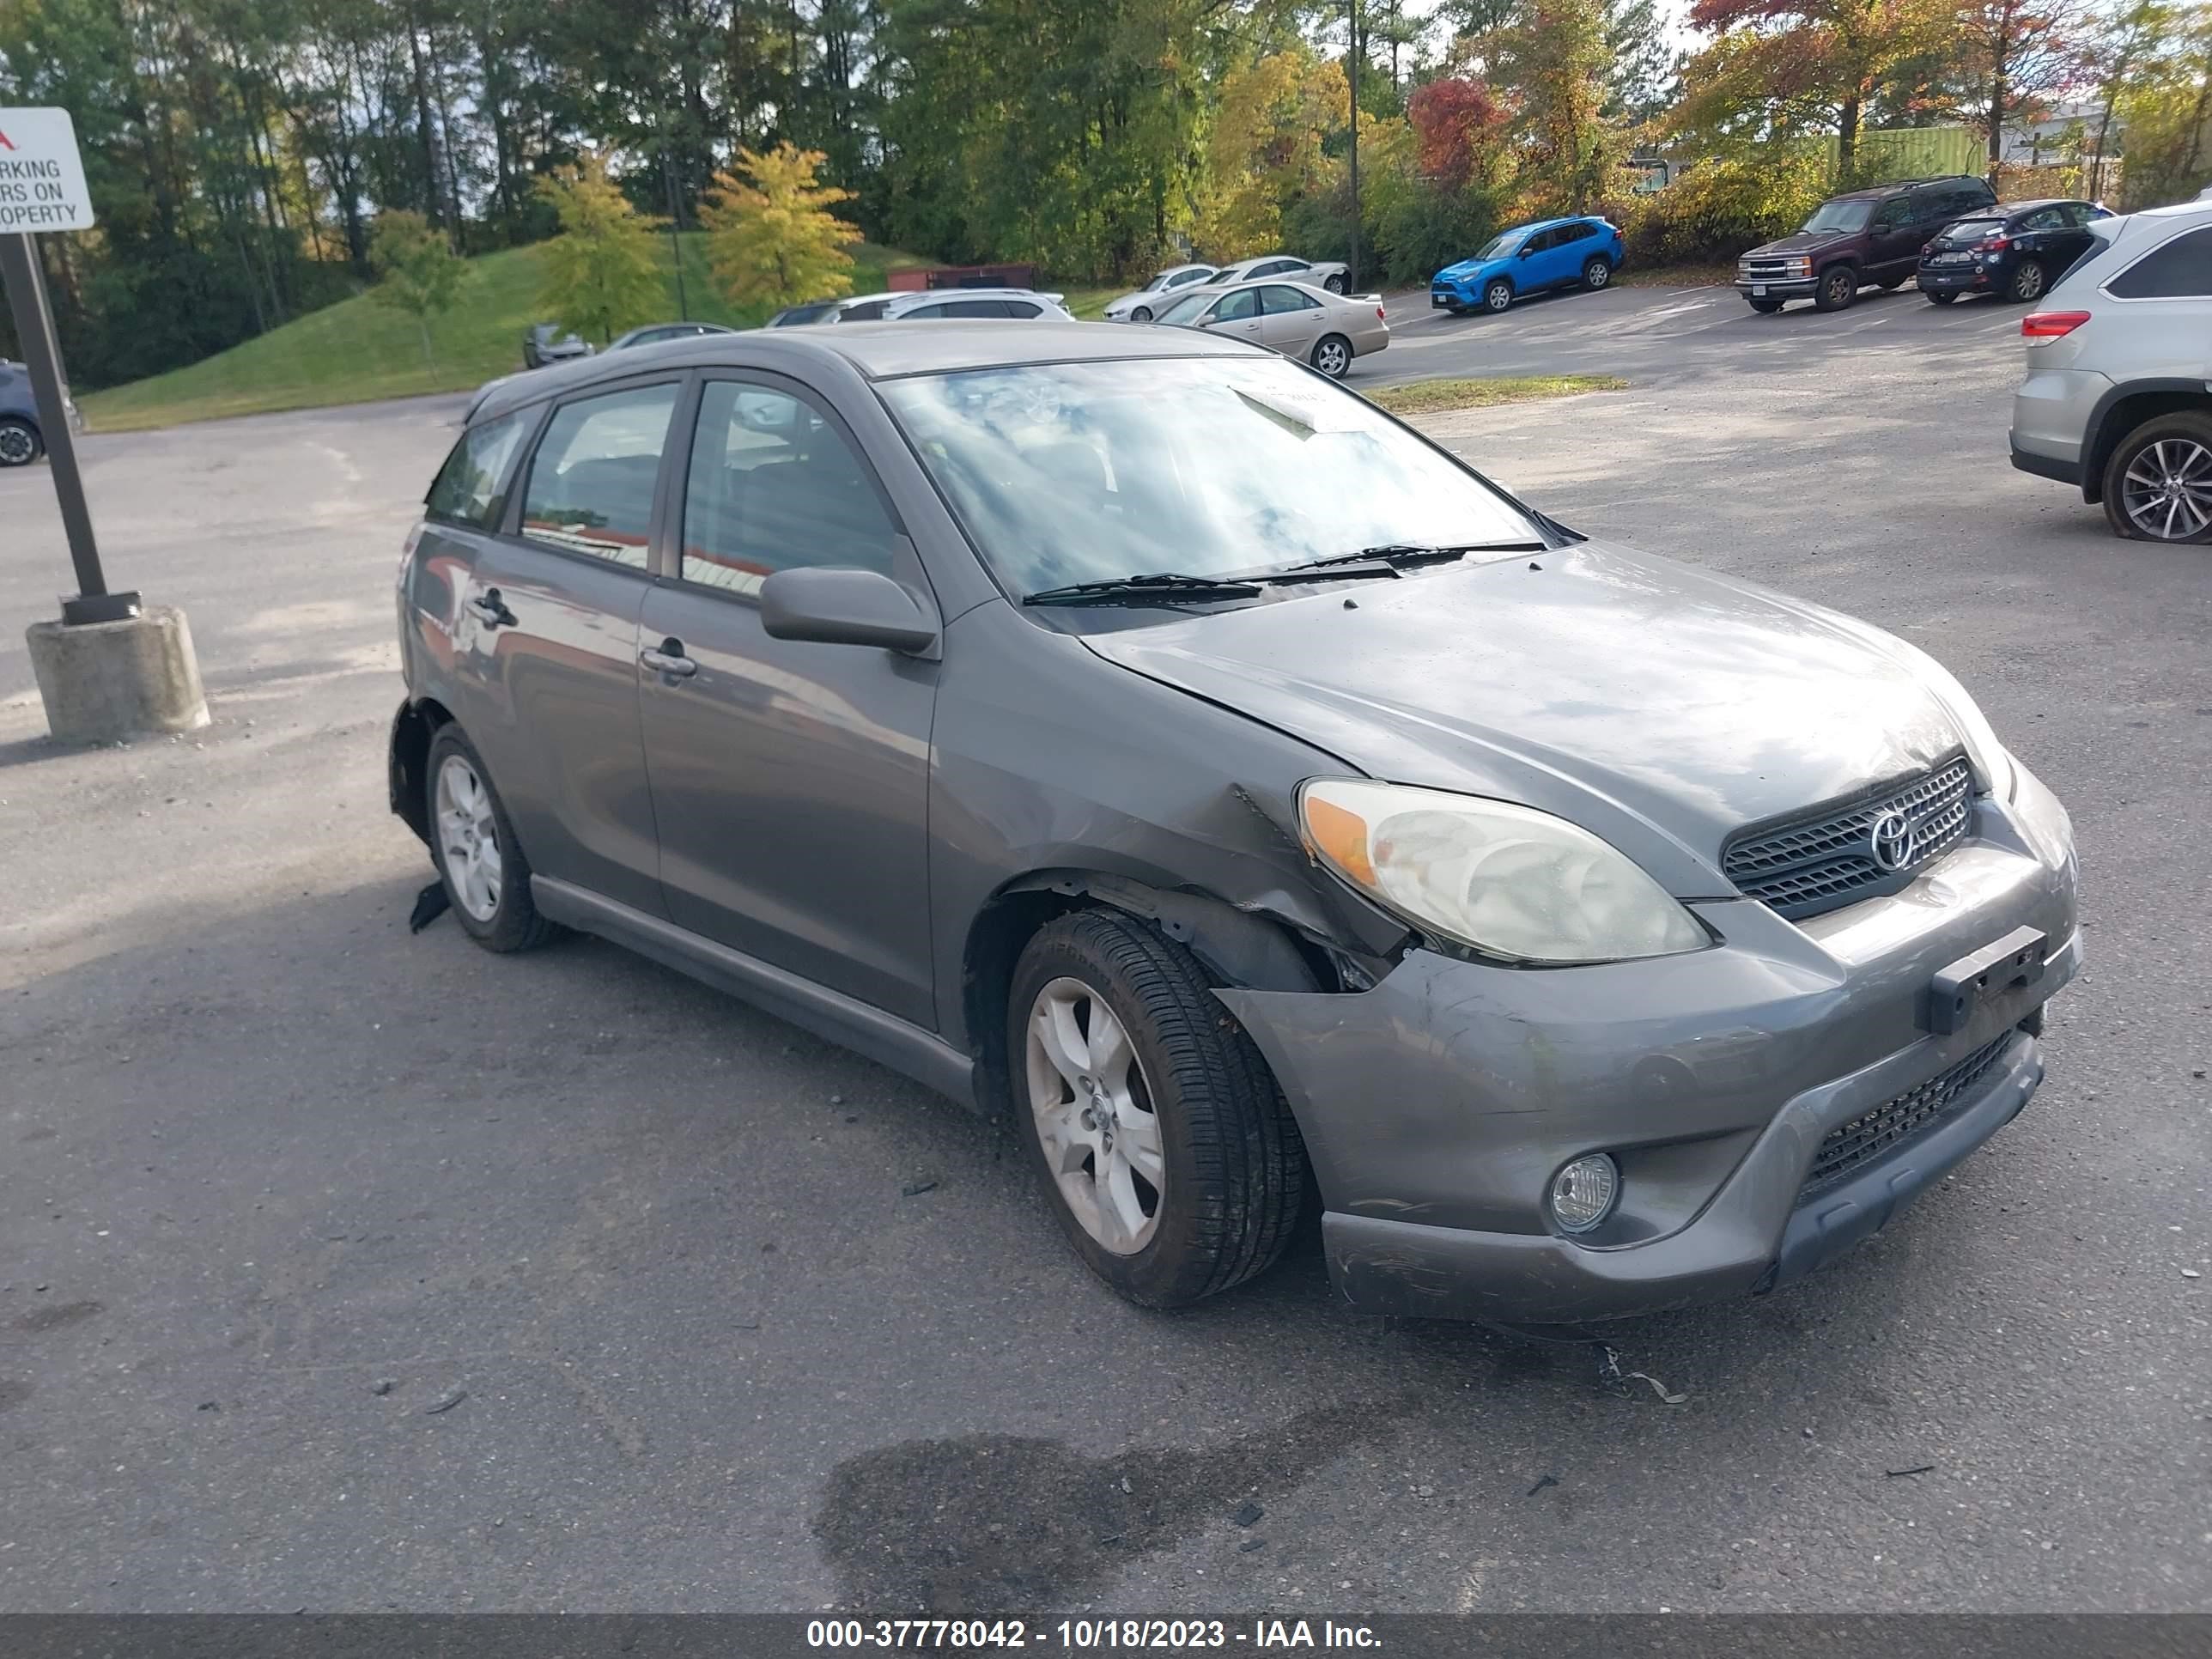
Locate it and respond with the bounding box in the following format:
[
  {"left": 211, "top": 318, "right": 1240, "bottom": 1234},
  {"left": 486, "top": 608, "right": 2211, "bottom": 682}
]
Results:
[{"left": 1549, "top": 1154, "right": 1619, "bottom": 1234}]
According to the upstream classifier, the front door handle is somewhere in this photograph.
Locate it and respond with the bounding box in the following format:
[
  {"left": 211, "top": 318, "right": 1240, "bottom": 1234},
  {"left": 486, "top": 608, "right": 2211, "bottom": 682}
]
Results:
[
  {"left": 467, "top": 588, "right": 516, "bottom": 629},
  {"left": 640, "top": 638, "right": 697, "bottom": 679}
]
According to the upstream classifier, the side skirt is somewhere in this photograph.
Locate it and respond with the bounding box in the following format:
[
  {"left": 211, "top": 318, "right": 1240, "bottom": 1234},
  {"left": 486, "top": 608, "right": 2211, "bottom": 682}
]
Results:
[{"left": 532, "top": 876, "right": 979, "bottom": 1112}]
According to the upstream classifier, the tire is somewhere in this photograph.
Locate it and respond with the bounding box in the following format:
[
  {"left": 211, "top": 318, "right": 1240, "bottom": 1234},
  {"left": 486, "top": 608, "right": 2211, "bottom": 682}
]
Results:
[
  {"left": 2100, "top": 412, "right": 2212, "bottom": 543},
  {"left": 1582, "top": 256, "right": 1613, "bottom": 291},
  {"left": 1747, "top": 297, "right": 1784, "bottom": 314},
  {"left": 1483, "top": 277, "right": 1514, "bottom": 313},
  {"left": 1310, "top": 333, "right": 1353, "bottom": 379},
  {"left": 1130, "top": 306, "right": 1152, "bottom": 323},
  {"left": 1006, "top": 909, "right": 1307, "bottom": 1309},
  {"left": 1924, "top": 289, "right": 1959, "bottom": 304},
  {"left": 0, "top": 417, "right": 41, "bottom": 467},
  {"left": 2006, "top": 259, "right": 2049, "bottom": 303},
  {"left": 425, "top": 726, "right": 560, "bottom": 952},
  {"left": 1812, "top": 265, "right": 1858, "bottom": 311},
  {"left": 1323, "top": 272, "right": 1347, "bottom": 295}
]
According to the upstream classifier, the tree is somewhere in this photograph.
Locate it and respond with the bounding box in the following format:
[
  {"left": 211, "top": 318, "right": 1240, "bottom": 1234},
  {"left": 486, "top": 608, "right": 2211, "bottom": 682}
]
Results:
[
  {"left": 2117, "top": 8, "right": 2212, "bottom": 205},
  {"left": 1475, "top": 0, "right": 1622, "bottom": 213},
  {"left": 1407, "top": 76, "right": 1510, "bottom": 189},
  {"left": 2086, "top": 0, "right": 2172, "bottom": 198},
  {"left": 368, "top": 209, "right": 466, "bottom": 365},
  {"left": 1673, "top": 0, "right": 1960, "bottom": 175},
  {"left": 1948, "top": 0, "right": 2092, "bottom": 173},
  {"left": 533, "top": 153, "right": 666, "bottom": 343},
  {"left": 1198, "top": 50, "right": 1351, "bottom": 258},
  {"left": 1603, "top": 0, "right": 1680, "bottom": 123},
  {"left": 700, "top": 142, "right": 862, "bottom": 309}
]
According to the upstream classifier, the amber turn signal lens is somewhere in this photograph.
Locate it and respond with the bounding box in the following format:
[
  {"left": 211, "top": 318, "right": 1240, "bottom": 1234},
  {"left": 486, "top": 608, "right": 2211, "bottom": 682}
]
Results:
[{"left": 1303, "top": 793, "right": 1376, "bottom": 885}]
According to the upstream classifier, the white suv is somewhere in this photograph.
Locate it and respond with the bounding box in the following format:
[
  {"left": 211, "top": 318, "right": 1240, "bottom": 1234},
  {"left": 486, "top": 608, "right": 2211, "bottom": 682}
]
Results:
[{"left": 2010, "top": 198, "right": 2212, "bottom": 540}]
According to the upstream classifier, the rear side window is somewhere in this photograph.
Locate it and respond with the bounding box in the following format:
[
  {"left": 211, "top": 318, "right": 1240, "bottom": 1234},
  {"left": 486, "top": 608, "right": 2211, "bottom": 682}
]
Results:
[
  {"left": 519, "top": 382, "right": 678, "bottom": 568},
  {"left": 2106, "top": 227, "right": 2212, "bottom": 298},
  {"left": 942, "top": 299, "right": 1010, "bottom": 318},
  {"left": 2019, "top": 206, "right": 2066, "bottom": 231},
  {"left": 843, "top": 299, "right": 890, "bottom": 321},
  {"left": 426, "top": 412, "right": 527, "bottom": 529}
]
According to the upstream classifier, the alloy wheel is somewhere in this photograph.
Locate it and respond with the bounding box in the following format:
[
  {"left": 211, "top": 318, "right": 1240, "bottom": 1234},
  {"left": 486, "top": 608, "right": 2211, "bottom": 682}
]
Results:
[
  {"left": 0, "top": 423, "right": 34, "bottom": 465},
  {"left": 434, "top": 752, "right": 504, "bottom": 921},
  {"left": 2121, "top": 438, "right": 2212, "bottom": 540},
  {"left": 1314, "top": 338, "right": 1351, "bottom": 378},
  {"left": 2011, "top": 262, "right": 2045, "bottom": 301},
  {"left": 1486, "top": 282, "right": 1511, "bottom": 313},
  {"left": 1024, "top": 976, "right": 1165, "bottom": 1256},
  {"left": 1131, "top": 306, "right": 1152, "bottom": 322}
]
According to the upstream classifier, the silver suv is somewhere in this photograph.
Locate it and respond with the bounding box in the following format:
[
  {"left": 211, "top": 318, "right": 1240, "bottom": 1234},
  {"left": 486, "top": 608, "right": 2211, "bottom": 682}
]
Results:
[{"left": 2009, "top": 198, "right": 2212, "bottom": 540}]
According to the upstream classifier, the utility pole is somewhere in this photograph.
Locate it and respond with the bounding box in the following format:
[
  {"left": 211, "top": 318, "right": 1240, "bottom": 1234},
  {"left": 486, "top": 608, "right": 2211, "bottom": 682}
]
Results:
[
  {"left": 660, "top": 111, "right": 690, "bottom": 321},
  {"left": 1347, "top": 0, "right": 1362, "bottom": 294}
]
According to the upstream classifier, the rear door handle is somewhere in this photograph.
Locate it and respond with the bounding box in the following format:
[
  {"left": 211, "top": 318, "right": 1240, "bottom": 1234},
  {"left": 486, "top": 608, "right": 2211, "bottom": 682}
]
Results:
[
  {"left": 467, "top": 588, "right": 516, "bottom": 628},
  {"left": 640, "top": 638, "right": 697, "bottom": 679}
]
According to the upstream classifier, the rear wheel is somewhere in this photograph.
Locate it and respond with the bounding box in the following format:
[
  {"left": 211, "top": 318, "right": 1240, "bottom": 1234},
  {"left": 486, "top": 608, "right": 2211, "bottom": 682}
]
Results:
[
  {"left": 1812, "top": 265, "right": 1858, "bottom": 311},
  {"left": 426, "top": 726, "right": 560, "bottom": 952},
  {"left": 1323, "top": 272, "right": 1348, "bottom": 295},
  {"left": 2102, "top": 413, "right": 2212, "bottom": 543},
  {"left": 1483, "top": 277, "right": 1514, "bottom": 313},
  {"left": 1582, "top": 256, "right": 1613, "bottom": 291},
  {"left": 2006, "top": 259, "right": 2049, "bottom": 303},
  {"left": 0, "top": 417, "right": 40, "bottom": 467},
  {"left": 1310, "top": 333, "right": 1353, "bottom": 379},
  {"left": 1007, "top": 910, "right": 1306, "bottom": 1308}
]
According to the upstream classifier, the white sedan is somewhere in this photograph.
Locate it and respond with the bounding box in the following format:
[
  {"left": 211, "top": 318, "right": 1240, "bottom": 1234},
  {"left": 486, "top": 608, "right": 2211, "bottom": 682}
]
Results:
[{"left": 1100, "top": 264, "right": 1221, "bottom": 322}]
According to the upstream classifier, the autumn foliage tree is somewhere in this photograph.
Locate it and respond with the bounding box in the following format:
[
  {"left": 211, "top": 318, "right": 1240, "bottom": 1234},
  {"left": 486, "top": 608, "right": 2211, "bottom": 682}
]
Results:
[
  {"left": 1474, "top": 0, "right": 1622, "bottom": 213},
  {"left": 1408, "top": 77, "right": 1510, "bottom": 189},
  {"left": 1674, "top": 0, "right": 1960, "bottom": 174},
  {"left": 1198, "top": 50, "right": 1351, "bottom": 259},
  {"left": 702, "top": 143, "right": 863, "bottom": 311},
  {"left": 1953, "top": 0, "right": 2092, "bottom": 172},
  {"left": 533, "top": 155, "right": 666, "bottom": 344}
]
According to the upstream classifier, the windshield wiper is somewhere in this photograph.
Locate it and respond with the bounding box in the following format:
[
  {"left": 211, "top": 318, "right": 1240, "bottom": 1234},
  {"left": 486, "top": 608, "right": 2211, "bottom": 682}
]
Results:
[
  {"left": 1269, "top": 539, "right": 1547, "bottom": 576},
  {"left": 1024, "top": 571, "right": 1264, "bottom": 607}
]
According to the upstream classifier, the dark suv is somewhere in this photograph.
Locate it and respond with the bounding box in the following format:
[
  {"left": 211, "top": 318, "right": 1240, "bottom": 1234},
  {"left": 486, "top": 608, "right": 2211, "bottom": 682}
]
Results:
[{"left": 1737, "top": 175, "right": 1997, "bottom": 313}]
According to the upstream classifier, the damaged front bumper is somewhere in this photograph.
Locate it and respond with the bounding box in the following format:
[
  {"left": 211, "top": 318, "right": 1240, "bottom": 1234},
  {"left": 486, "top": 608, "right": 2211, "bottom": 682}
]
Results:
[{"left": 1217, "top": 763, "right": 2080, "bottom": 1324}]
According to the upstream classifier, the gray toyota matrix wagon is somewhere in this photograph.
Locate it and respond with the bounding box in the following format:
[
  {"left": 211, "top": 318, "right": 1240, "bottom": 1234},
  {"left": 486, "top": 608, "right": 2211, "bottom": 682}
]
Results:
[{"left": 390, "top": 322, "right": 2079, "bottom": 1323}]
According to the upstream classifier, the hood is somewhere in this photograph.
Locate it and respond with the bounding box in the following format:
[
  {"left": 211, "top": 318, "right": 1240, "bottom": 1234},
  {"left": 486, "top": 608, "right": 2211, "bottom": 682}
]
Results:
[
  {"left": 1747, "top": 230, "right": 1850, "bottom": 258},
  {"left": 1075, "top": 542, "right": 1968, "bottom": 897},
  {"left": 1437, "top": 256, "right": 1504, "bottom": 281}
]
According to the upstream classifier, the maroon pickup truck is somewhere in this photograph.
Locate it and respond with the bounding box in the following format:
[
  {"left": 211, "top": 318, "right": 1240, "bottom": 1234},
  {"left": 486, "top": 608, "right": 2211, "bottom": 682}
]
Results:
[{"left": 1736, "top": 175, "right": 1997, "bottom": 313}]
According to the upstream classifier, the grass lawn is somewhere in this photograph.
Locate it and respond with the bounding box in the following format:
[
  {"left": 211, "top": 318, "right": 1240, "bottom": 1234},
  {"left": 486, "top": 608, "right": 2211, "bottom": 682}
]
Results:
[
  {"left": 1365, "top": 374, "right": 1628, "bottom": 417},
  {"left": 1613, "top": 262, "right": 1737, "bottom": 289},
  {"left": 79, "top": 237, "right": 930, "bottom": 433}
]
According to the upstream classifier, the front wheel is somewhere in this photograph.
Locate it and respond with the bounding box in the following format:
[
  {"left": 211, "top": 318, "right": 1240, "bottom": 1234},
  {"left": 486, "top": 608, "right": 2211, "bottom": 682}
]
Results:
[
  {"left": 426, "top": 726, "right": 561, "bottom": 952},
  {"left": 1812, "top": 266, "right": 1858, "bottom": 311},
  {"left": 1008, "top": 910, "right": 1306, "bottom": 1308},
  {"left": 0, "top": 417, "right": 41, "bottom": 467},
  {"left": 1323, "top": 272, "right": 1347, "bottom": 295},
  {"left": 1129, "top": 305, "right": 1152, "bottom": 323},
  {"left": 1483, "top": 277, "right": 1513, "bottom": 313},
  {"left": 1582, "top": 257, "right": 1613, "bottom": 291},
  {"left": 2007, "top": 259, "right": 2049, "bottom": 303},
  {"left": 1310, "top": 333, "right": 1352, "bottom": 379},
  {"left": 2102, "top": 412, "right": 2212, "bottom": 543}
]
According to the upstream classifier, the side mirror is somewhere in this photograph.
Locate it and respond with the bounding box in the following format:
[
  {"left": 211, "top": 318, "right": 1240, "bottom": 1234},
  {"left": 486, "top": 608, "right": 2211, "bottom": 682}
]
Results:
[
  {"left": 1517, "top": 246, "right": 1536, "bottom": 258},
  {"left": 760, "top": 567, "right": 939, "bottom": 654}
]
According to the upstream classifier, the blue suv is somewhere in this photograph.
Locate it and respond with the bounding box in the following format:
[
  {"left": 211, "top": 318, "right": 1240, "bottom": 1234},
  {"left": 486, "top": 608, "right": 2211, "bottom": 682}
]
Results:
[{"left": 1431, "top": 217, "right": 1626, "bottom": 315}]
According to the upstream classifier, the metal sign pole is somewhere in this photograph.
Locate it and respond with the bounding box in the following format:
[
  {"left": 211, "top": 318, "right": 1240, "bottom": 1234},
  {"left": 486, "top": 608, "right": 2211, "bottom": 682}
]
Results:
[{"left": 0, "top": 230, "right": 137, "bottom": 623}]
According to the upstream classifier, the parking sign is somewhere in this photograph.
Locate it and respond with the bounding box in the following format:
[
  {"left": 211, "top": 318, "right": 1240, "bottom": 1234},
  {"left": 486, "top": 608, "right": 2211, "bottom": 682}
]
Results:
[{"left": 0, "top": 107, "right": 95, "bottom": 233}]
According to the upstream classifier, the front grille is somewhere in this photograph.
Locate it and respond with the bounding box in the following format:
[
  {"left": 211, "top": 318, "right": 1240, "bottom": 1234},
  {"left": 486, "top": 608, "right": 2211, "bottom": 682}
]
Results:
[
  {"left": 1723, "top": 757, "right": 1974, "bottom": 920},
  {"left": 1802, "top": 1033, "right": 2014, "bottom": 1195},
  {"left": 1740, "top": 258, "right": 1803, "bottom": 281}
]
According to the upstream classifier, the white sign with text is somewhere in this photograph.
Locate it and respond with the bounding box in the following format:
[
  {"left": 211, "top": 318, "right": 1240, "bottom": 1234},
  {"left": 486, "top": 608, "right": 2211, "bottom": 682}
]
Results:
[{"left": 0, "top": 107, "right": 94, "bottom": 234}]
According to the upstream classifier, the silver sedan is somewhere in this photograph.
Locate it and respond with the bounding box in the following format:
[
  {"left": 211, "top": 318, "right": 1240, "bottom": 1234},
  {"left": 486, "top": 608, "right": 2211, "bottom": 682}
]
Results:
[{"left": 1146, "top": 279, "right": 1389, "bottom": 378}]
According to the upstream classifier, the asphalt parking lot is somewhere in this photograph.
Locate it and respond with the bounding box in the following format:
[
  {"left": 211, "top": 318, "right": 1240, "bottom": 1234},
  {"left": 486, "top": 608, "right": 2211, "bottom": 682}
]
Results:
[{"left": 3, "top": 284, "right": 2209, "bottom": 1614}]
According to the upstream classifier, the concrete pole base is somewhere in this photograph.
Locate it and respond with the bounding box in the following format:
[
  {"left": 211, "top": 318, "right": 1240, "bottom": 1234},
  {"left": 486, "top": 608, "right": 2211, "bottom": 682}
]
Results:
[{"left": 26, "top": 604, "right": 211, "bottom": 744}]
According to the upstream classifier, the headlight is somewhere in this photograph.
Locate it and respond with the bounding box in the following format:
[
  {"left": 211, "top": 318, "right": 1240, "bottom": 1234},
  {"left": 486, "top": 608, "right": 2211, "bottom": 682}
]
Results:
[{"left": 1299, "top": 779, "right": 1709, "bottom": 965}]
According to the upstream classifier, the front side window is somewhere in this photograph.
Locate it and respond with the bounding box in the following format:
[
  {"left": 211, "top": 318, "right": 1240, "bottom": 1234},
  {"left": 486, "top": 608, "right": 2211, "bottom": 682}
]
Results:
[
  {"left": 2106, "top": 226, "right": 2212, "bottom": 298},
  {"left": 519, "top": 382, "right": 678, "bottom": 568},
  {"left": 426, "top": 412, "right": 527, "bottom": 529},
  {"left": 1871, "top": 201, "right": 1908, "bottom": 232},
  {"left": 679, "top": 382, "right": 901, "bottom": 596},
  {"left": 878, "top": 356, "right": 1544, "bottom": 603},
  {"left": 1212, "top": 289, "right": 1261, "bottom": 322}
]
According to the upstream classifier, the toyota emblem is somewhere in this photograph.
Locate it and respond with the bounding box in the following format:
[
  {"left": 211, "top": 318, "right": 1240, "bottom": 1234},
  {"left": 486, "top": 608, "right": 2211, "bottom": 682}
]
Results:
[{"left": 1869, "top": 809, "right": 1917, "bottom": 872}]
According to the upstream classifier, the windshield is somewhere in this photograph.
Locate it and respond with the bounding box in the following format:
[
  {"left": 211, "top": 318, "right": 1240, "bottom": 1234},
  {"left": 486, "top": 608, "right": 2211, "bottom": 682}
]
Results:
[
  {"left": 878, "top": 356, "right": 1543, "bottom": 601},
  {"left": 1800, "top": 200, "right": 1873, "bottom": 234},
  {"left": 1143, "top": 271, "right": 1178, "bottom": 291},
  {"left": 1149, "top": 290, "right": 1215, "bottom": 327},
  {"left": 1471, "top": 230, "right": 1523, "bottom": 260}
]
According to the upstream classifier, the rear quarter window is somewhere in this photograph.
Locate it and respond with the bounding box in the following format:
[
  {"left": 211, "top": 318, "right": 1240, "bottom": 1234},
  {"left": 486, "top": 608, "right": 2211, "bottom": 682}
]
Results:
[
  {"left": 425, "top": 412, "right": 527, "bottom": 529},
  {"left": 2105, "top": 226, "right": 2212, "bottom": 298}
]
